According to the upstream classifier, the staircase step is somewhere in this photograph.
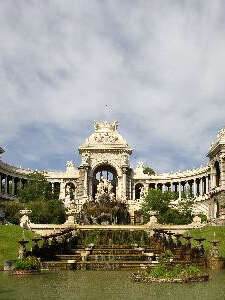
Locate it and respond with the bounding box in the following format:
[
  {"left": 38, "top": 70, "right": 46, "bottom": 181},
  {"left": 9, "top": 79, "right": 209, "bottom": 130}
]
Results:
[
  {"left": 41, "top": 260, "right": 153, "bottom": 271},
  {"left": 54, "top": 254, "right": 152, "bottom": 262}
]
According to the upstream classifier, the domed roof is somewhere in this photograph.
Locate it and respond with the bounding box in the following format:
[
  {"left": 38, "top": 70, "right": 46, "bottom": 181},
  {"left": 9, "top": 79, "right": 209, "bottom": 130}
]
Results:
[{"left": 79, "top": 121, "right": 132, "bottom": 153}]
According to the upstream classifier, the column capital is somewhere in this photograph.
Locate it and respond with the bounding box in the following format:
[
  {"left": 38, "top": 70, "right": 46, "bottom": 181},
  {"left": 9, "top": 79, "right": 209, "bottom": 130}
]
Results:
[{"left": 122, "top": 166, "right": 129, "bottom": 174}]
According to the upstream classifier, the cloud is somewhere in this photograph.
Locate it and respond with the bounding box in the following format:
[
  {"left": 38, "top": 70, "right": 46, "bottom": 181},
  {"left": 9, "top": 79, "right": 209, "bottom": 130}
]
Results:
[{"left": 0, "top": 0, "right": 225, "bottom": 172}]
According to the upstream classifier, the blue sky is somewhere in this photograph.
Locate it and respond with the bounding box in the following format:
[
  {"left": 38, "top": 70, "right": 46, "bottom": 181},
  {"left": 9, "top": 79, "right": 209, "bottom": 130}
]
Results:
[{"left": 0, "top": 0, "right": 225, "bottom": 173}]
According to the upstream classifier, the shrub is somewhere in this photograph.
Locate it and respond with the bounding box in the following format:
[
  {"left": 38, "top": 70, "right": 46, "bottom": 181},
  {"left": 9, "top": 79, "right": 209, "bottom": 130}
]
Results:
[
  {"left": 28, "top": 199, "right": 66, "bottom": 224},
  {"left": 142, "top": 189, "right": 194, "bottom": 225},
  {"left": 146, "top": 263, "right": 202, "bottom": 279},
  {"left": 1, "top": 201, "right": 24, "bottom": 224},
  {"left": 182, "top": 264, "right": 201, "bottom": 277},
  {"left": 197, "top": 213, "right": 208, "bottom": 223},
  {"left": 158, "top": 249, "right": 174, "bottom": 264},
  {"left": 147, "top": 264, "right": 202, "bottom": 279},
  {"left": 14, "top": 256, "right": 40, "bottom": 270}
]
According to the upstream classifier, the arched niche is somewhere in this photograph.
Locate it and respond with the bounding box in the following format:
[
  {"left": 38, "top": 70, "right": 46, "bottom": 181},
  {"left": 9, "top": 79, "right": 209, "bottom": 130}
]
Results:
[
  {"left": 135, "top": 183, "right": 144, "bottom": 200},
  {"left": 214, "top": 161, "right": 221, "bottom": 187},
  {"left": 65, "top": 182, "right": 76, "bottom": 200},
  {"left": 92, "top": 164, "right": 117, "bottom": 200}
]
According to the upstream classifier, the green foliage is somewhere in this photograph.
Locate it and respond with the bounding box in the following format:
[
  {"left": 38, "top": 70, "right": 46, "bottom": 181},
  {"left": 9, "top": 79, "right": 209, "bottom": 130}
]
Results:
[
  {"left": 146, "top": 263, "right": 202, "bottom": 279},
  {"left": 141, "top": 189, "right": 194, "bottom": 225},
  {"left": 143, "top": 165, "right": 155, "bottom": 175},
  {"left": 1, "top": 200, "right": 24, "bottom": 224},
  {"left": 18, "top": 171, "right": 54, "bottom": 203},
  {"left": 14, "top": 256, "right": 40, "bottom": 270},
  {"left": 28, "top": 199, "right": 66, "bottom": 224},
  {"left": 158, "top": 249, "right": 174, "bottom": 264},
  {"left": 184, "top": 264, "right": 201, "bottom": 277},
  {"left": 1, "top": 171, "right": 66, "bottom": 224},
  {"left": 0, "top": 225, "right": 40, "bottom": 267},
  {"left": 80, "top": 194, "right": 130, "bottom": 225},
  {"left": 77, "top": 229, "right": 149, "bottom": 247},
  {"left": 79, "top": 230, "right": 101, "bottom": 246},
  {"left": 147, "top": 264, "right": 167, "bottom": 278},
  {"left": 197, "top": 213, "right": 208, "bottom": 223}
]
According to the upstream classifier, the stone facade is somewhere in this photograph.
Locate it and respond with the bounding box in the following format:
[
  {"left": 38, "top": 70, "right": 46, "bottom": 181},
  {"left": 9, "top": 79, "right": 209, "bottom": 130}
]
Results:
[{"left": 1, "top": 121, "right": 225, "bottom": 221}]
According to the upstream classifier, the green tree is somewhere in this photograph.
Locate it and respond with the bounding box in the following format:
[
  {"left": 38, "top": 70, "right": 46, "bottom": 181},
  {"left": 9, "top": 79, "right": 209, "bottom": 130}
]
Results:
[
  {"left": 3, "top": 171, "right": 66, "bottom": 224},
  {"left": 141, "top": 189, "right": 194, "bottom": 225},
  {"left": 143, "top": 165, "right": 155, "bottom": 175},
  {"left": 0, "top": 200, "right": 24, "bottom": 224},
  {"left": 18, "top": 171, "right": 54, "bottom": 203}
]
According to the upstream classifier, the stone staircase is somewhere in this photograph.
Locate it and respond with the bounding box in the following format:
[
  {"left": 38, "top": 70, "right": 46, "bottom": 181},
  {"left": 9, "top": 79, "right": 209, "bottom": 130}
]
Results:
[{"left": 41, "top": 245, "right": 157, "bottom": 271}]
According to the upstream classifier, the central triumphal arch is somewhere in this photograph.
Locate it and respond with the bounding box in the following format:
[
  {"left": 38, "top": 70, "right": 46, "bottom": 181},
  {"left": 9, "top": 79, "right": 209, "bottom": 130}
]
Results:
[{"left": 78, "top": 121, "right": 132, "bottom": 202}]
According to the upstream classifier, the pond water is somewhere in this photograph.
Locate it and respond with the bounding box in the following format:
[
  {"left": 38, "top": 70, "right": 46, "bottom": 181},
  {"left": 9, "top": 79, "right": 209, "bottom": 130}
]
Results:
[{"left": 0, "top": 270, "right": 225, "bottom": 300}]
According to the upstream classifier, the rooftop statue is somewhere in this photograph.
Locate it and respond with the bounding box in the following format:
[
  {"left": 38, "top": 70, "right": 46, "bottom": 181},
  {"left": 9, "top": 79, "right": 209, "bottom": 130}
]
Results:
[{"left": 94, "top": 121, "right": 118, "bottom": 132}]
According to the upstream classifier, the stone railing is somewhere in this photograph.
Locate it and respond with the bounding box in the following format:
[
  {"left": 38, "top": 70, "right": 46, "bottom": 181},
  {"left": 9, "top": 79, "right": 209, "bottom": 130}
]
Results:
[
  {"left": 18, "top": 227, "right": 76, "bottom": 260},
  {"left": 25, "top": 215, "right": 205, "bottom": 236}
]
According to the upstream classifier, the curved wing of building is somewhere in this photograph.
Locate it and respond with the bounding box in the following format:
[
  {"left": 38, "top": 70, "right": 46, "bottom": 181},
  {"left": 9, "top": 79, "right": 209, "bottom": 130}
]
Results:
[{"left": 0, "top": 121, "right": 224, "bottom": 220}]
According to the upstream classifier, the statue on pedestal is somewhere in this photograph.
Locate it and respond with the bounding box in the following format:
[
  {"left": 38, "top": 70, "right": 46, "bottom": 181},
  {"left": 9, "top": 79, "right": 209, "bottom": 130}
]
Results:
[
  {"left": 96, "top": 177, "right": 115, "bottom": 202},
  {"left": 64, "top": 184, "right": 75, "bottom": 209}
]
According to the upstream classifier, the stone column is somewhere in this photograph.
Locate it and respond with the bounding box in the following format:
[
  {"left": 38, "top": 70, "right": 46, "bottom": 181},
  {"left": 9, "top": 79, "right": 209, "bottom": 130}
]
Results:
[
  {"left": 170, "top": 182, "right": 173, "bottom": 192},
  {"left": 130, "top": 210, "right": 135, "bottom": 225},
  {"left": 208, "top": 175, "right": 211, "bottom": 192},
  {"left": 205, "top": 176, "right": 209, "bottom": 194},
  {"left": 5, "top": 175, "right": 8, "bottom": 194},
  {"left": 193, "top": 179, "right": 196, "bottom": 196},
  {"left": 211, "top": 166, "right": 217, "bottom": 189},
  {"left": 133, "top": 185, "right": 135, "bottom": 200},
  {"left": 129, "top": 178, "right": 132, "bottom": 200},
  {"left": 200, "top": 178, "right": 203, "bottom": 196},
  {"left": 220, "top": 157, "right": 225, "bottom": 189},
  {"left": 178, "top": 182, "right": 181, "bottom": 199},
  {"left": 88, "top": 175, "right": 93, "bottom": 200},
  {"left": 12, "top": 177, "right": 15, "bottom": 196},
  {"left": 122, "top": 166, "right": 128, "bottom": 199},
  {"left": 83, "top": 166, "right": 89, "bottom": 198}
]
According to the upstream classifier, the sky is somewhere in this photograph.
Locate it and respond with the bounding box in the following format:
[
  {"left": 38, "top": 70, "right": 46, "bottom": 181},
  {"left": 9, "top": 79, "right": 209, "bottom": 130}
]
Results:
[{"left": 0, "top": 0, "right": 225, "bottom": 173}]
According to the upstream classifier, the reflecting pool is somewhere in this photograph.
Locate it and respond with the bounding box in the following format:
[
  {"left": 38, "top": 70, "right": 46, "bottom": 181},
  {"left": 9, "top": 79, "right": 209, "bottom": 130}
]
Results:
[{"left": 1, "top": 270, "right": 225, "bottom": 300}]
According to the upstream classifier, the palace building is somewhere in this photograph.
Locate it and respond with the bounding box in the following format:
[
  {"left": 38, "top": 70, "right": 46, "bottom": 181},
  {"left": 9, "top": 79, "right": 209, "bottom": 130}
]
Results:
[{"left": 0, "top": 121, "right": 225, "bottom": 222}]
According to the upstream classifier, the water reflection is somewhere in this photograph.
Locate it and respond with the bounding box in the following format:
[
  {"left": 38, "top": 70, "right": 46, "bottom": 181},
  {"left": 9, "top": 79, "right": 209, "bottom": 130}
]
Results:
[{"left": 0, "top": 270, "right": 225, "bottom": 300}]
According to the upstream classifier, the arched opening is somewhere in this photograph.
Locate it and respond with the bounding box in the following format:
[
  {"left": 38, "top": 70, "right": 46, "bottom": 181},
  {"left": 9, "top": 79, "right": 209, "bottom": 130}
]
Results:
[
  {"left": 157, "top": 183, "right": 163, "bottom": 191},
  {"left": 135, "top": 183, "right": 144, "bottom": 200},
  {"left": 92, "top": 164, "right": 117, "bottom": 200},
  {"left": 134, "top": 210, "right": 144, "bottom": 224},
  {"left": 53, "top": 182, "right": 61, "bottom": 198},
  {"left": 65, "top": 182, "right": 76, "bottom": 200},
  {"left": 149, "top": 183, "right": 155, "bottom": 190},
  {"left": 215, "top": 161, "right": 221, "bottom": 187},
  {"left": 214, "top": 200, "right": 220, "bottom": 218}
]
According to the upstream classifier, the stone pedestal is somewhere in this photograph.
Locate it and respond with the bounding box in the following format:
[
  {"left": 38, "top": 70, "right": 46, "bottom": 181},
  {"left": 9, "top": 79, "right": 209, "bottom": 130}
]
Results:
[
  {"left": 65, "top": 209, "right": 76, "bottom": 225},
  {"left": 207, "top": 257, "right": 225, "bottom": 270},
  {"left": 19, "top": 209, "right": 32, "bottom": 229},
  {"left": 207, "top": 240, "right": 225, "bottom": 270},
  {"left": 147, "top": 216, "right": 158, "bottom": 226}
]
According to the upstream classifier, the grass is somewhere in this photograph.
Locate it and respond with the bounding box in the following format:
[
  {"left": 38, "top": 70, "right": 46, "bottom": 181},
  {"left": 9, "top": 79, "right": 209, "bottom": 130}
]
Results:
[
  {"left": 187, "top": 226, "right": 225, "bottom": 258},
  {"left": 0, "top": 225, "right": 40, "bottom": 268}
]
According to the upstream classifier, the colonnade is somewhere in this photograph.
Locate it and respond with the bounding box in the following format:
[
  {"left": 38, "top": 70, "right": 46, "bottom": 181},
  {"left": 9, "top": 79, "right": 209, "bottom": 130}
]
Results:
[
  {"left": 0, "top": 173, "right": 27, "bottom": 197},
  {"left": 134, "top": 174, "right": 212, "bottom": 200},
  {"left": 0, "top": 172, "right": 62, "bottom": 199}
]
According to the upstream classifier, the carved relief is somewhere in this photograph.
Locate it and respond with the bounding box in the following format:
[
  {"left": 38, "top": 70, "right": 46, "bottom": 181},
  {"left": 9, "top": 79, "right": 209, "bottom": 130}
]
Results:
[{"left": 94, "top": 132, "right": 119, "bottom": 144}]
